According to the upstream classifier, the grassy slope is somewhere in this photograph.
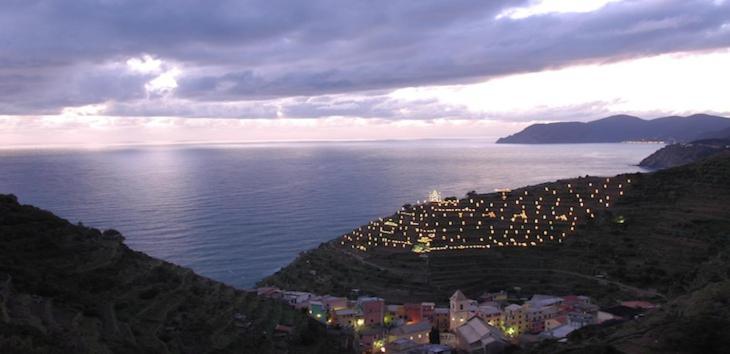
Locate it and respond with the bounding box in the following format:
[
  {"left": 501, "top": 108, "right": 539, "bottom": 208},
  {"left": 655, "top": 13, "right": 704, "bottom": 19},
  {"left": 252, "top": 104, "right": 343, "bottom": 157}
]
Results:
[
  {"left": 262, "top": 154, "right": 730, "bottom": 309},
  {"left": 0, "top": 195, "right": 350, "bottom": 354}
]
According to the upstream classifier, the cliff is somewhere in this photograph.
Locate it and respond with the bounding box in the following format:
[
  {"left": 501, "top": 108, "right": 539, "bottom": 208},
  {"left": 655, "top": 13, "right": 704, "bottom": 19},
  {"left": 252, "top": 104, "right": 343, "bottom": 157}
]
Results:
[
  {"left": 496, "top": 114, "right": 730, "bottom": 144},
  {"left": 639, "top": 139, "right": 730, "bottom": 170},
  {"left": 0, "top": 195, "right": 349, "bottom": 354}
]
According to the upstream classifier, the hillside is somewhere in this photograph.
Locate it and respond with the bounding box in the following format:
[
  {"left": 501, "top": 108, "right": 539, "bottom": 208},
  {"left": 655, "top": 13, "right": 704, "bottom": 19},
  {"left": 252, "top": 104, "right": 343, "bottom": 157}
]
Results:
[
  {"left": 496, "top": 114, "right": 730, "bottom": 144},
  {"left": 262, "top": 153, "right": 730, "bottom": 304},
  {"left": 0, "top": 195, "right": 350, "bottom": 354},
  {"left": 639, "top": 138, "right": 730, "bottom": 170}
]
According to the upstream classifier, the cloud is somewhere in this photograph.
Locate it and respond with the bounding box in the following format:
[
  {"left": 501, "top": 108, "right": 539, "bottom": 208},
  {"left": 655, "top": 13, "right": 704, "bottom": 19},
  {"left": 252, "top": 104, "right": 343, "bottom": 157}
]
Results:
[
  {"left": 0, "top": 0, "right": 730, "bottom": 114},
  {"left": 496, "top": 0, "right": 623, "bottom": 19}
]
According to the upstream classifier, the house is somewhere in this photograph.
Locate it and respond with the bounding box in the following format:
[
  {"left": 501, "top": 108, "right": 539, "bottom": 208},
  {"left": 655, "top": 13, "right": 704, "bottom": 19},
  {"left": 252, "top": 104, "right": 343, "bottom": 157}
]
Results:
[
  {"left": 540, "top": 322, "right": 580, "bottom": 341},
  {"left": 387, "top": 304, "right": 405, "bottom": 326},
  {"left": 421, "top": 302, "right": 436, "bottom": 323},
  {"left": 449, "top": 290, "right": 477, "bottom": 330},
  {"left": 359, "top": 297, "right": 386, "bottom": 326},
  {"left": 440, "top": 332, "right": 457, "bottom": 348},
  {"left": 527, "top": 295, "right": 563, "bottom": 309},
  {"left": 477, "top": 305, "right": 502, "bottom": 326},
  {"left": 358, "top": 326, "right": 387, "bottom": 353},
  {"left": 566, "top": 301, "right": 598, "bottom": 327},
  {"left": 256, "top": 287, "right": 281, "bottom": 299},
  {"left": 309, "top": 301, "right": 327, "bottom": 323},
  {"left": 322, "top": 295, "right": 349, "bottom": 312},
  {"left": 480, "top": 290, "right": 508, "bottom": 303},
  {"left": 388, "top": 320, "right": 432, "bottom": 345},
  {"left": 524, "top": 304, "right": 558, "bottom": 333},
  {"left": 544, "top": 315, "right": 568, "bottom": 331},
  {"left": 404, "top": 303, "right": 424, "bottom": 323},
  {"left": 333, "top": 308, "right": 359, "bottom": 328},
  {"left": 503, "top": 304, "right": 527, "bottom": 335},
  {"left": 281, "top": 291, "right": 314, "bottom": 309},
  {"left": 453, "top": 317, "right": 509, "bottom": 354},
  {"left": 432, "top": 308, "right": 450, "bottom": 332},
  {"left": 385, "top": 338, "right": 419, "bottom": 354}
]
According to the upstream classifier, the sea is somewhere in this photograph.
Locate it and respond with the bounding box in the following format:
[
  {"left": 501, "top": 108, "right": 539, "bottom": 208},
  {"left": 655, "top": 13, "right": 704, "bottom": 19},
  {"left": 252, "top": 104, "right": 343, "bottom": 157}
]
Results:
[{"left": 0, "top": 140, "right": 661, "bottom": 288}]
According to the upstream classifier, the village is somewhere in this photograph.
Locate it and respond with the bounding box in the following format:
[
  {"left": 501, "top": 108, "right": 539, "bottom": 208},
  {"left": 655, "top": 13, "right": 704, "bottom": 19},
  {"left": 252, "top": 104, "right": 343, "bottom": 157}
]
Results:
[
  {"left": 255, "top": 285, "right": 657, "bottom": 354},
  {"left": 252, "top": 175, "right": 654, "bottom": 353}
]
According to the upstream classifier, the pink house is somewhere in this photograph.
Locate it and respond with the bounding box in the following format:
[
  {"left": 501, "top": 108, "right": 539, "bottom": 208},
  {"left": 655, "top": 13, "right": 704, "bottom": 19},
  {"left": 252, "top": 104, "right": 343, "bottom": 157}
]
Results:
[
  {"left": 359, "top": 297, "right": 385, "bottom": 326},
  {"left": 404, "top": 303, "right": 423, "bottom": 323}
]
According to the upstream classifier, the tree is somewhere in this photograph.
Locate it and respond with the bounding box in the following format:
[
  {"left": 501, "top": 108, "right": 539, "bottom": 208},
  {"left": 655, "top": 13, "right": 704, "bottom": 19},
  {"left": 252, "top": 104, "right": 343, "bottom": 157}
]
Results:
[{"left": 429, "top": 326, "right": 440, "bottom": 344}]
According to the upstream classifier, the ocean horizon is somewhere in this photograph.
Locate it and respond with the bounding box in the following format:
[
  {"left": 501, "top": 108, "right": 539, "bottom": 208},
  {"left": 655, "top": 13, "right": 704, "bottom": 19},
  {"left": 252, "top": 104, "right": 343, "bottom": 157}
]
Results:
[{"left": 0, "top": 139, "right": 661, "bottom": 288}]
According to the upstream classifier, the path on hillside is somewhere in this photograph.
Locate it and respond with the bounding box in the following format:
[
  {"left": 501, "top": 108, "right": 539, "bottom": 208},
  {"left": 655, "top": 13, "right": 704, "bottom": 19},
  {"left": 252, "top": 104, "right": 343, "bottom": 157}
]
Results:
[
  {"left": 498, "top": 267, "right": 667, "bottom": 299},
  {"left": 340, "top": 247, "right": 666, "bottom": 299}
]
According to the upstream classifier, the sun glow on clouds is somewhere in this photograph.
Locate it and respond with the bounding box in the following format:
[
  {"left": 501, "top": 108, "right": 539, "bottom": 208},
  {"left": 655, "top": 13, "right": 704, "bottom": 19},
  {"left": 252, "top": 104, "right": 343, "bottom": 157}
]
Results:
[
  {"left": 3, "top": 50, "right": 730, "bottom": 148},
  {"left": 497, "top": 0, "right": 623, "bottom": 19},
  {"left": 390, "top": 49, "right": 730, "bottom": 119},
  {"left": 126, "top": 54, "right": 181, "bottom": 97}
]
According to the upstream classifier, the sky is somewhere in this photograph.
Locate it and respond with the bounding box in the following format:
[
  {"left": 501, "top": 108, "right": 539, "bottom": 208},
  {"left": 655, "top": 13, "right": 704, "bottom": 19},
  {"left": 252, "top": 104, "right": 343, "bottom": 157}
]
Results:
[{"left": 2, "top": 0, "right": 730, "bottom": 146}]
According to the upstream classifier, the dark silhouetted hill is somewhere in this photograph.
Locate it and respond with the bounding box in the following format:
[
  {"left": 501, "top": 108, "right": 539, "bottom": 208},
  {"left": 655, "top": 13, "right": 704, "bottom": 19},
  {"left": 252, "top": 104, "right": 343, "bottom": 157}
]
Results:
[
  {"left": 0, "top": 195, "right": 350, "bottom": 354},
  {"left": 496, "top": 114, "right": 730, "bottom": 144}
]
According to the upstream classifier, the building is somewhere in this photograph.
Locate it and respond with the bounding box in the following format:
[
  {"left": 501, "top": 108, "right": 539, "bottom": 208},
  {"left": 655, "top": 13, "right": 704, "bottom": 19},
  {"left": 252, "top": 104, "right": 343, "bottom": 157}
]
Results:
[
  {"left": 388, "top": 321, "right": 432, "bottom": 345},
  {"left": 477, "top": 305, "right": 502, "bottom": 327},
  {"left": 322, "top": 295, "right": 348, "bottom": 312},
  {"left": 281, "top": 291, "right": 314, "bottom": 309},
  {"left": 429, "top": 190, "right": 443, "bottom": 203},
  {"left": 480, "top": 291, "right": 508, "bottom": 303},
  {"left": 358, "top": 326, "right": 387, "bottom": 353},
  {"left": 453, "top": 317, "right": 509, "bottom": 354},
  {"left": 309, "top": 301, "right": 327, "bottom": 323},
  {"left": 385, "top": 338, "right": 419, "bottom": 354},
  {"left": 527, "top": 295, "right": 563, "bottom": 309},
  {"left": 503, "top": 304, "right": 526, "bottom": 335},
  {"left": 432, "top": 307, "right": 450, "bottom": 332},
  {"left": 421, "top": 302, "right": 436, "bottom": 323},
  {"left": 404, "top": 303, "right": 424, "bottom": 323},
  {"left": 449, "top": 290, "right": 477, "bottom": 330},
  {"left": 332, "top": 308, "right": 359, "bottom": 328},
  {"left": 525, "top": 305, "right": 558, "bottom": 333},
  {"left": 387, "top": 304, "right": 405, "bottom": 326},
  {"left": 359, "top": 297, "right": 386, "bottom": 326}
]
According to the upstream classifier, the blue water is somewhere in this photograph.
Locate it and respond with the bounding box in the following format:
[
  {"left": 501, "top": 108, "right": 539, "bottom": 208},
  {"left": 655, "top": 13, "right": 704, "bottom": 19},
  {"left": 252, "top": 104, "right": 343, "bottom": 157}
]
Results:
[{"left": 0, "top": 140, "right": 660, "bottom": 288}]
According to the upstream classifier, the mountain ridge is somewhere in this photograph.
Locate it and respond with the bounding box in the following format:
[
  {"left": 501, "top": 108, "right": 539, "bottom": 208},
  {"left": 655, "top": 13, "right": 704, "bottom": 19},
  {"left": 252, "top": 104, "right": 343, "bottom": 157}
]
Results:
[{"left": 496, "top": 114, "right": 730, "bottom": 144}]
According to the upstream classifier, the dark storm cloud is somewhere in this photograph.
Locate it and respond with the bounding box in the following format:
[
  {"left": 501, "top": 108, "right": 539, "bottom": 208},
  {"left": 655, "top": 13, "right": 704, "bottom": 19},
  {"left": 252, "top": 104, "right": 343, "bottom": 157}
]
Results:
[{"left": 1, "top": 0, "right": 729, "bottom": 115}]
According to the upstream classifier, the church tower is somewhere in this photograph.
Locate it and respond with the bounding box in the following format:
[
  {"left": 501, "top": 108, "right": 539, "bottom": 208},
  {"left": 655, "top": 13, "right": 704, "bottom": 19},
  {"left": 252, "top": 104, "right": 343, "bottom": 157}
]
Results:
[{"left": 450, "top": 290, "right": 475, "bottom": 330}]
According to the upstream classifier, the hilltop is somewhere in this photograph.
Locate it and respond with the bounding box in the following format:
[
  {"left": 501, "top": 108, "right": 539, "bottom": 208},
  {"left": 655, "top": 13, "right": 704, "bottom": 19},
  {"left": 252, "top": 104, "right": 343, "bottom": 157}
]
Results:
[
  {"left": 496, "top": 114, "right": 730, "bottom": 144},
  {"left": 0, "top": 195, "right": 350, "bottom": 354}
]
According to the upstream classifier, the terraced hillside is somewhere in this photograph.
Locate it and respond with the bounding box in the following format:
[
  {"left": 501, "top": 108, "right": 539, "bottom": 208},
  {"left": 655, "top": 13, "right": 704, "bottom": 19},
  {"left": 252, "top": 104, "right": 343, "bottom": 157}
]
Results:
[
  {"left": 0, "top": 195, "right": 350, "bottom": 354},
  {"left": 262, "top": 153, "right": 730, "bottom": 306}
]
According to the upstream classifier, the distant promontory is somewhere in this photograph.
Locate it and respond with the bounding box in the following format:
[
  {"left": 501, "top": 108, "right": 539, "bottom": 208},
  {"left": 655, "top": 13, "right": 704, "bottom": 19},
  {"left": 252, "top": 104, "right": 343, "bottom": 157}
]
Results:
[{"left": 496, "top": 114, "right": 730, "bottom": 144}]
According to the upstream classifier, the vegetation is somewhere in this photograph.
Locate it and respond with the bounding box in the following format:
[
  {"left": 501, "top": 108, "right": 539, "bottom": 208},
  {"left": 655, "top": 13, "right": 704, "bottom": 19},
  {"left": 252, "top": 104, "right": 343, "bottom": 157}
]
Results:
[
  {"left": 0, "top": 194, "right": 351, "bottom": 354},
  {"left": 639, "top": 138, "right": 730, "bottom": 169}
]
